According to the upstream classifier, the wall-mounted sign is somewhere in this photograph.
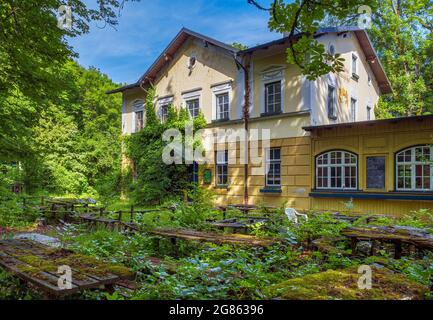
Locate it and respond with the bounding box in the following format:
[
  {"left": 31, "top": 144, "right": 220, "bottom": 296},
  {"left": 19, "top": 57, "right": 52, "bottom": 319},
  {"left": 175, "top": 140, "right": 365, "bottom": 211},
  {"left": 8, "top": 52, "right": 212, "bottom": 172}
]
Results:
[
  {"left": 366, "top": 156, "right": 386, "bottom": 189},
  {"left": 203, "top": 169, "right": 212, "bottom": 185}
]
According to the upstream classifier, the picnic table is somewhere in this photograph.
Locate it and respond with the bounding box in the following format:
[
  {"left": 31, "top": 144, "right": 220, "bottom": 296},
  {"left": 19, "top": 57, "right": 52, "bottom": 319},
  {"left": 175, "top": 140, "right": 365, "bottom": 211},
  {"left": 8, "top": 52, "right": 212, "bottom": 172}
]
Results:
[
  {"left": 210, "top": 217, "right": 270, "bottom": 233},
  {"left": 150, "top": 228, "right": 279, "bottom": 247},
  {"left": 0, "top": 239, "right": 134, "bottom": 298},
  {"left": 342, "top": 225, "right": 433, "bottom": 259}
]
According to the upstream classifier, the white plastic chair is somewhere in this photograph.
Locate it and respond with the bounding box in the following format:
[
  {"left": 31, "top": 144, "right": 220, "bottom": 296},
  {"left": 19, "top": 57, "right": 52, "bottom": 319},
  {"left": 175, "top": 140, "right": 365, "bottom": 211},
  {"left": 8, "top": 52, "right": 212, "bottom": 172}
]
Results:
[{"left": 284, "top": 208, "right": 308, "bottom": 224}]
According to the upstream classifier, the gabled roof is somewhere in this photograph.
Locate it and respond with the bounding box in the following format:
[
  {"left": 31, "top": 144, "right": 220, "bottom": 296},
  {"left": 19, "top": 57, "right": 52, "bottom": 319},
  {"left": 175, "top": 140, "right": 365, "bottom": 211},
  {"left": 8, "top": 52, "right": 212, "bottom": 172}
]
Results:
[
  {"left": 106, "top": 28, "right": 239, "bottom": 94},
  {"left": 107, "top": 26, "right": 391, "bottom": 95},
  {"left": 240, "top": 26, "right": 391, "bottom": 94}
]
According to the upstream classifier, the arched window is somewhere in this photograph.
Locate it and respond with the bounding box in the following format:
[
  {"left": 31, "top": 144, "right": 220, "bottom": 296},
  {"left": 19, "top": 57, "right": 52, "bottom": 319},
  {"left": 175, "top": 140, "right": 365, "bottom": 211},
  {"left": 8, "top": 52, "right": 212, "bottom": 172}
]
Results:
[
  {"left": 396, "top": 145, "right": 433, "bottom": 191},
  {"left": 316, "top": 150, "right": 357, "bottom": 190}
]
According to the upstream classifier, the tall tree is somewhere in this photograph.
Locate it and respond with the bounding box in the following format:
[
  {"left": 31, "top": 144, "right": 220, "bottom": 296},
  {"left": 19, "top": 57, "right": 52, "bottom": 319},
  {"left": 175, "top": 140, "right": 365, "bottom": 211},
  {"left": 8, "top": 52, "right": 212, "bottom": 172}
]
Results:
[
  {"left": 0, "top": 0, "right": 137, "bottom": 160},
  {"left": 370, "top": 0, "right": 433, "bottom": 117},
  {"left": 249, "top": 0, "right": 433, "bottom": 117}
]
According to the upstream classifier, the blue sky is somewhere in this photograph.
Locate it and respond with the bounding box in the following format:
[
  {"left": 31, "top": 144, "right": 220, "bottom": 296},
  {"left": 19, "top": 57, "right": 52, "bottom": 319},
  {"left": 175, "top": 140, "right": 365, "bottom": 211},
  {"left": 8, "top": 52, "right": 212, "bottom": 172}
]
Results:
[{"left": 68, "top": 0, "right": 278, "bottom": 84}]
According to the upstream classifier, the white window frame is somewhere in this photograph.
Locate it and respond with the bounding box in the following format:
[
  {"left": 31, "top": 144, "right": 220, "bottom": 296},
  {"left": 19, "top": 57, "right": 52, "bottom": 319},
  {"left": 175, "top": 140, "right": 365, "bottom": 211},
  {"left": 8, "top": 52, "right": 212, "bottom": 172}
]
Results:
[
  {"left": 260, "top": 66, "right": 285, "bottom": 115},
  {"left": 316, "top": 150, "right": 358, "bottom": 190},
  {"left": 211, "top": 82, "right": 231, "bottom": 121},
  {"left": 327, "top": 84, "right": 337, "bottom": 120},
  {"left": 182, "top": 89, "right": 202, "bottom": 119},
  {"left": 350, "top": 96, "right": 357, "bottom": 122},
  {"left": 216, "top": 150, "right": 228, "bottom": 186},
  {"left": 395, "top": 146, "right": 433, "bottom": 192},
  {"left": 351, "top": 53, "right": 358, "bottom": 76},
  {"left": 265, "top": 148, "right": 281, "bottom": 187},
  {"left": 367, "top": 104, "right": 372, "bottom": 121},
  {"left": 157, "top": 96, "right": 173, "bottom": 123},
  {"left": 132, "top": 99, "right": 144, "bottom": 133}
]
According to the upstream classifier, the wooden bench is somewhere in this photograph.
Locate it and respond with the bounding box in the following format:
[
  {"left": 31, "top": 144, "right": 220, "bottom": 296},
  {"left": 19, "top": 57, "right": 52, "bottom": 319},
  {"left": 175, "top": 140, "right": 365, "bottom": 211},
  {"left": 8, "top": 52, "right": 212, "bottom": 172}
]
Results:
[
  {"left": 150, "top": 228, "right": 279, "bottom": 247},
  {"left": 341, "top": 225, "right": 433, "bottom": 259},
  {"left": 0, "top": 239, "right": 134, "bottom": 298}
]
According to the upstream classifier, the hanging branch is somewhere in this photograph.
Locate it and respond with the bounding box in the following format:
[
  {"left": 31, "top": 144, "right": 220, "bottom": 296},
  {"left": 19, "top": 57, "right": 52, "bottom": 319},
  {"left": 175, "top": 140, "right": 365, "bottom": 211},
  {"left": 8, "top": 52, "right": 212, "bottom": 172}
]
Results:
[{"left": 247, "top": 0, "right": 279, "bottom": 23}]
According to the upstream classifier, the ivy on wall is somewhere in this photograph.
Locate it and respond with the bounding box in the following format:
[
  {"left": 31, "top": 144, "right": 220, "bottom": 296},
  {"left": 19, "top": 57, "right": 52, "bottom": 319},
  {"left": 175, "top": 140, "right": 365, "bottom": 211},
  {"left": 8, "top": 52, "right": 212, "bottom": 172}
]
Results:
[{"left": 125, "top": 88, "right": 207, "bottom": 204}]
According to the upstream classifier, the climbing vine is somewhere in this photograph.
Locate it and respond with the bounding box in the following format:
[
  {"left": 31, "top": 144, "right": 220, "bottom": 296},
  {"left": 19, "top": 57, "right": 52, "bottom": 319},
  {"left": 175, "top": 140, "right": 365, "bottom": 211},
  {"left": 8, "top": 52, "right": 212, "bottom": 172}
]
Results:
[{"left": 125, "top": 88, "right": 207, "bottom": 204}]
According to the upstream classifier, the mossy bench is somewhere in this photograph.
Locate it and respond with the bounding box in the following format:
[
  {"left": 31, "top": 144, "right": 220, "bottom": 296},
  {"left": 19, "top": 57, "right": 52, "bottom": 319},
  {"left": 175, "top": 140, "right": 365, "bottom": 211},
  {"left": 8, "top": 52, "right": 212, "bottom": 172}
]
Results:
[{"left": 0, "top": 239, "right": 134, "bottom": 298}]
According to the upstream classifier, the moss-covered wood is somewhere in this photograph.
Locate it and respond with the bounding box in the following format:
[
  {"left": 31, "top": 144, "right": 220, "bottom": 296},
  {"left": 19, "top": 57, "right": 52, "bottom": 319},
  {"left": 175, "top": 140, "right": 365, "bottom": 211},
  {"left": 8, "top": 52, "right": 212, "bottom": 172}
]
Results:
[
  {"left": 0, "top": 239, "right": 134, "bottom": 297},
  {"left": 342, "top": 226, "right": 433, "bottom": 250},
  {"left": 150, "top": 228, "right": 280, "bottom": 247},
  {"left": 267, "top": 267, "right": 428, "bottom": 300}
]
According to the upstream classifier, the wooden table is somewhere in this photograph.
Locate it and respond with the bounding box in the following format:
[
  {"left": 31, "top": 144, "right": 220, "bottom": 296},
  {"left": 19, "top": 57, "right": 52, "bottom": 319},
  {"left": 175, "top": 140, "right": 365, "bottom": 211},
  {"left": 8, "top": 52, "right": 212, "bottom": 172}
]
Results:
[
  {"left": 150, "top": 228, "right": 279, "bottom": 247},
  {"left": 342, "top": 225, "right": 433, "bottom": 259},
  {"left": 210, "top": 217, "right": 270, "bottom": 233},
  {"left": 0, "top": 239, "right": 134, "bottom": 298}
]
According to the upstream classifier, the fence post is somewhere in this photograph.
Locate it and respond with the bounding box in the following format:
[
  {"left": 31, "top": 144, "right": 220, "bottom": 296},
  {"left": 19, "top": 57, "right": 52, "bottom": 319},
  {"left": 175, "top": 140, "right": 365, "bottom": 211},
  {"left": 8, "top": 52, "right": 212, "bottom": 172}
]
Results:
[
  {"left": 118, "top": 210, "right": 123, "bottom": 222},
  {"left": 130, "top": 206, "right": 134, "bottom": 223}
]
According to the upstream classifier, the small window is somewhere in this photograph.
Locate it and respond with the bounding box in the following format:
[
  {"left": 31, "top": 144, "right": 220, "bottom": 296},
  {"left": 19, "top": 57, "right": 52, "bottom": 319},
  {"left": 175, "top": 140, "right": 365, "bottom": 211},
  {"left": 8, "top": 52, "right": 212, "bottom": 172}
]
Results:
[
  {"left": 265, "top": 81, "right": 282, "bottom": 114},
  {"left": 189, "top": 162, "right": 199, "bottom": 184},
  {"left": 216, "top": 150, "right": 228, "bottom": 186},
  {"left": 396, "top": 146, "right": 433, "bottom": 191},
  {"left": 316, "top": 150, "right": 357, "bottom": 190},
  {"left": 135, "top": 110, "right": 144, "bottom": 132},
  {"left": 327, "top": 85, "right": 337, "bottom": 120},
  {"left": 350, "top": 97, "right": 357, "bottom": 122},
  {"left": 266, "top": 148, "right": 281, "bottom": 187},
  {"left": 368, "top": 73, "right": 372, "bottom": 86},
  {"left": 187, "top": 56, "right": 196, "bottom": 69},
  {"left": 160, "top": 105, "right": 168, "bottom": 123},
  {"left": 186, "top": 98, "right": 200, "bottom": 118},
  {"left": 329, "top": 44, "right": 336, "bottom": 56},
  {"left": 133, "top": 100, "right": 144, "bottom": 132},
  {"left": 352, "top": 54, "right": 358, "bottom": 76},
  {"left": 216, "top": 92, "right": 229, "bottom": 120},
  {"left": 367, "top": 105, "right": 372, "bottom": 121}
]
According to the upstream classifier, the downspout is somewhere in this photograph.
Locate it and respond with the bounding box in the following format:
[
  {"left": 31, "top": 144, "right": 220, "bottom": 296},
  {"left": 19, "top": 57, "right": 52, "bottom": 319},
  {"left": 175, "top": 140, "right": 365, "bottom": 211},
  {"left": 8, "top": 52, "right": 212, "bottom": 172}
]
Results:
[{"left": 233, "top": 53, "right": 251, "bottom": 206}]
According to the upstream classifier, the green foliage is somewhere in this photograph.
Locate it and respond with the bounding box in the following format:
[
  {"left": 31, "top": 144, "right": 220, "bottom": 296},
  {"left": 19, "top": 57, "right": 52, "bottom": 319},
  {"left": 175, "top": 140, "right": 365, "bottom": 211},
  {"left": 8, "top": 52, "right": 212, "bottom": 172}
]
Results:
[
  {"left": 262, "top": 0, "right": 376, "bottom": 80},
  {"left": 370, "top": 1, "right": 433, "bottom": 117},
  {"left": 231, "top": 42, "right": 248, "bottom": 50},
  {"left": 125, "top": 88, "right": 206, "bottom": 204},
  {"left": 3, "top": 61, "right": 123, "bottom": 198},
  {"left": 291, "top": 212, "right": 350, "bottom": 242},
  {"left": 0, "top": 0, "right": 137, "bottom": 161},
  {"left": 0, "top": 268, "right": 40, "bottom": 300},
  {"left": 169, "top": 187, "right": 218, "bottom": 229}
]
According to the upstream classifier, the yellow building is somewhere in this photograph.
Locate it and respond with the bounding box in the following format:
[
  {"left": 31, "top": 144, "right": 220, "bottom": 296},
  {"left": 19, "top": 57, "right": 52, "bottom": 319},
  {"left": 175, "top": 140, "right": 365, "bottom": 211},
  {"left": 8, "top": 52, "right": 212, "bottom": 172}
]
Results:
[{"left": 108, "top": 27, "right": 433, "bottom": 216}]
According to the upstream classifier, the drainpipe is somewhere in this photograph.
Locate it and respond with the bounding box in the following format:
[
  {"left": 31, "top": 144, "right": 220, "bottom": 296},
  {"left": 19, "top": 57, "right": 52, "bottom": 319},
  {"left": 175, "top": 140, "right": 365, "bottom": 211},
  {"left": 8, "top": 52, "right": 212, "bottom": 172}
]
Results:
[{"left": 233, "top": 53, "right": 251, "bottom": 206}]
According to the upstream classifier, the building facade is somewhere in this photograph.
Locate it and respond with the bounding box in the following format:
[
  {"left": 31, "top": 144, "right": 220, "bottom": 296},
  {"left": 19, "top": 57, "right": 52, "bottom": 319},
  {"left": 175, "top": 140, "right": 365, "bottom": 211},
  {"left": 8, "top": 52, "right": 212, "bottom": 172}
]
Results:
[{"left": 109, "top": 27, "right": 433, "bottom": 216}]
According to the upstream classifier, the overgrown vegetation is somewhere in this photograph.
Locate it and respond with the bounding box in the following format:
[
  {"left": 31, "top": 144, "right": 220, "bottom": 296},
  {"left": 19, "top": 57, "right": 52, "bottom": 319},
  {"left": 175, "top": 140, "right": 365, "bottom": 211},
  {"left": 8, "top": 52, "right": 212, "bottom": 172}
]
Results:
[{"left": 125, "top": 88, "right": 206, "bottom": 205}]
